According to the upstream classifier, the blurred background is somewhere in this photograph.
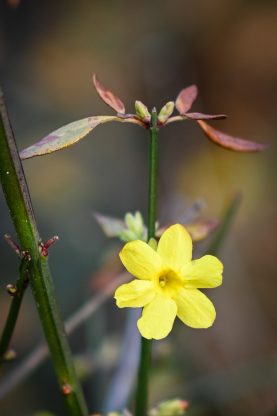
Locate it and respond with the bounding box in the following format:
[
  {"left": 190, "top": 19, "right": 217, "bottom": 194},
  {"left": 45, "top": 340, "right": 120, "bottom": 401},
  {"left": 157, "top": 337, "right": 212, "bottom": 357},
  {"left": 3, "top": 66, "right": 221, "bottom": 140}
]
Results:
[{"left": 0, "top": 0, "right": 276, "bottom": 415}]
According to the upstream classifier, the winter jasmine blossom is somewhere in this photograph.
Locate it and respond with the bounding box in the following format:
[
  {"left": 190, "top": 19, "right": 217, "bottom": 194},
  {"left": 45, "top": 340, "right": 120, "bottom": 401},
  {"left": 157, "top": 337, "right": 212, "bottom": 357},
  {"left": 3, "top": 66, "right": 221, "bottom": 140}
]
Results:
[{"left": 115, "top": 224, "right": 223, "bottom": 340}]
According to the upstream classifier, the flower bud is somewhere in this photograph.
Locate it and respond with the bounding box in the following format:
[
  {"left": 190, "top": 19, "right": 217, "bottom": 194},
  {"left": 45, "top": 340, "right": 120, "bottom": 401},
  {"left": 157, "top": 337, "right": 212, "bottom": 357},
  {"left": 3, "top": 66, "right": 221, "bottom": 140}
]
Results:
[
  {"left": 125, "top": 212, "right": 144, "bottom": 235},
  {"left": 135, "top": 100, "right": 151, "bottom": 123},
  {"left": 158, "top": 101, "right": 175, "bottom": 124},
  {"left": 107, "top": 413, "right": 122, "bottom": 416},
  {"left": 6, "top": 284, "right": 17, "bottom": 296},
  {"left": 149, "top": 398, "right": 189, "bottom": 416},
  {"left": 148, "top": 237, "right": 158, "bottom": 251},
  {"left": 3, "top": 349, "right": 16, "bottom": 361},
  {"left": 119, "top": 212, "right": 146, "bottom": 242}
]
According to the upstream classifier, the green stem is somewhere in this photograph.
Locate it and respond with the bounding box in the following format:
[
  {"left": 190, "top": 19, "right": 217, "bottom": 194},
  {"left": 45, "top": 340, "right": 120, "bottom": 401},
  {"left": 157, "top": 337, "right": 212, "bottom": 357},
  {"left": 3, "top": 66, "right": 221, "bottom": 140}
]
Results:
[
  {"left": 0, "top": 257, "right": 29, "bottom": 359},
  {"left": 135, "top": 109, "right": 159, "bottom": 416},
  {"left": 0, "top": 90, "right": 88, "bottom": 415}
]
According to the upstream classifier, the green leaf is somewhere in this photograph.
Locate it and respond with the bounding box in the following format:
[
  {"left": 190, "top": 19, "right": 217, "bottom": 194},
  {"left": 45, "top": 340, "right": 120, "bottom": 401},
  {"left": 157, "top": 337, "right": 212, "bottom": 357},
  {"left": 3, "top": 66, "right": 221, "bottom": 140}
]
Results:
[{"left": 20, "top": 115, "right": 142, "bottom": 159}]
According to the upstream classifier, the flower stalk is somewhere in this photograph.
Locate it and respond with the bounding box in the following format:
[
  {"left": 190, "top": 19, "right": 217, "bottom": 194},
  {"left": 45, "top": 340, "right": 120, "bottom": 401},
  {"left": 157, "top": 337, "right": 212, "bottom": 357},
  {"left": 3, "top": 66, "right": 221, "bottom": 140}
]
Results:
[
  {"left": 0, "top": 90, "right": 88, "bottom": 415},
  {"left": 135, "top": 108, "right": 159, "bottom": 416}
]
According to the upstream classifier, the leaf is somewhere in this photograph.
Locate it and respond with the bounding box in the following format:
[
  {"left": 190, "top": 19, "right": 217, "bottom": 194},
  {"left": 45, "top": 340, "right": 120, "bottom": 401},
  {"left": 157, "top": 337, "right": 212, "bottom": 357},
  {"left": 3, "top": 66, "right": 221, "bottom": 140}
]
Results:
[
  {"left": 185, "top": 112, "right": 226, "bottom": 120},
  {"left": 156, "top": 219, "right": 218, "bottom": 242},
  {"left": 20, "top": 116, "right": 142, "bottom": 159},
  {"left": 175, "top": 85, "right": 198, "bottom": 114},
  {"left": 185, "top": 219, "right": 218, "bottom": 242},
  {"left": 198, "top": 120, "right": 268, "bottom": 152},
  {"left": 93, "top": 74, "right": 126, "bottom": 114},
  {"left": 94, "top": 212, "right": 126, "bottom": 237}
]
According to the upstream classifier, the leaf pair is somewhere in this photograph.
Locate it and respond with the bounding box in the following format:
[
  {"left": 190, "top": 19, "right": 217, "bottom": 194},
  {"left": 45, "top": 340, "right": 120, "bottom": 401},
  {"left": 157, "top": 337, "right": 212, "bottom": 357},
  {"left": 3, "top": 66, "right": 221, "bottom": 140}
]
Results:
[
  {"left": 20, "top": 75, "right": 267, "bottom": 160},
  {"left": 175, "top": 85, "right": 267, "bottom": 152}
]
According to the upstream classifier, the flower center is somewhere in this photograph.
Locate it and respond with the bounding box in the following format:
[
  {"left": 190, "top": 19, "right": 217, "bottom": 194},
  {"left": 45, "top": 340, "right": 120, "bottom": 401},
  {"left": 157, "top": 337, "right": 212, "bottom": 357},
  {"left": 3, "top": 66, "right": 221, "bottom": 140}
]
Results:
[{"left": 157, "top": 270, "right": 182, "bottom": 295}]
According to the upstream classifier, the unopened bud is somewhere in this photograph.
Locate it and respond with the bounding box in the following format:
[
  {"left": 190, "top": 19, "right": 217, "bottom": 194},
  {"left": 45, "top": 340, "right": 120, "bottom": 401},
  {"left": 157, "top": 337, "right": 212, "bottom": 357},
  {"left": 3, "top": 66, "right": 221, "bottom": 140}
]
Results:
[
  {"left": 3, "top": 349, "right": 17, "bottom": 361},
  {"left": 148, "top": 238, "right": 158, "bottom": 251},
  {"left": 150, "top": 398, "right": 189, "bottom": 416},
  {"left": 125, "top": 212, "right": 144, "bottom": 235},
  {"left": 119, "top": 212, "right": 147, "bottom": 242},
  {"left": 158, "top": 101, "right": 175, "bottom": 124},
  {"left": 6, "top": 284, "right": 17, "bottom": 296},
  {"left": 61, "top": 383, "right": 72, "bottom": 395},
  {"left": 107, "top": 413, "right": 122, "bottom": 416},
  {"left": 135, "top": 100, "right": 151, "bottom": 123}
]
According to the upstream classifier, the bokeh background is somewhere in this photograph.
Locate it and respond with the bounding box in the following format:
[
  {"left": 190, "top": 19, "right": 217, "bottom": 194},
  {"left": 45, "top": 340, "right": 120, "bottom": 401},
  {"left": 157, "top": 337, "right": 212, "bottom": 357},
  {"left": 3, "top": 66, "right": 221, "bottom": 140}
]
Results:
[{"left": 0, "top": 0, "right": 276, "bottom": 415}]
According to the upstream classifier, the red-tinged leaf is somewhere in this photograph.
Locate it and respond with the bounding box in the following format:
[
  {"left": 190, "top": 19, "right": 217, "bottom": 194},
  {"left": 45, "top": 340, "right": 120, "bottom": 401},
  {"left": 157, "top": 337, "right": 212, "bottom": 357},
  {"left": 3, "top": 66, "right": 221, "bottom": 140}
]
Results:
[
  {"left": 93, "top": 74, "right": 125, "bottom": 114},
  {"left": 175, "top": 85, "right": 198, "bottom": 114},
  {"left": 94, "top": 212, "right": 126, "bottom": 237},
  {"left": 20, "top": 115, "right": 142, "bottom": 159},
  {"left": 185, "top": 112, "right": 226, "bottom": 120},
  {"left": 198, "top": 120, "right": 268, "bottom": 152},
  {"left": 184, "top": 219, "right": 219, "bottom": 242},
  {"left": 156, "top": 219, "right": 218, "bottom": 242}
]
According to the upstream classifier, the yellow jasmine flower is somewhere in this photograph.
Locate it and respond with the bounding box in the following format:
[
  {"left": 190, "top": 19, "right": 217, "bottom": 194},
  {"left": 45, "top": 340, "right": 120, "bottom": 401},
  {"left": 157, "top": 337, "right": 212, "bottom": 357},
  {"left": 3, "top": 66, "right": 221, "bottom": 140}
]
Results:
[{"left": 115, "top": 224, "right": 223, "bottom": 340}]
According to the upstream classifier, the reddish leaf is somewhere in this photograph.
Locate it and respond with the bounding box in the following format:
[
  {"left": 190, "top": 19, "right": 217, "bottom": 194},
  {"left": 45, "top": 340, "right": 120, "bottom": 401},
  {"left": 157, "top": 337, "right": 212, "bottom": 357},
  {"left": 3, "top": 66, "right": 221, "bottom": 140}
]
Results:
[
  {"left": 198, "top": 120, "right": 268, "bottom": 152},
  {"left": 184, "top": 219, "right": 218, "bottom": 242},
  {"left": 185, "top": 112, "right": 226, "bottom": 120},
  {"left": 156, "top": 219, "right": 218, "bottom": 242},
  {"left": 93, "top": 74, "right": 125, "bottom": 114},
  {"left": 20, "top": 115, "right": 142, "bottom": 159},
  {"left": 175, "top": 85, "right": 198, "bottom": 114}
]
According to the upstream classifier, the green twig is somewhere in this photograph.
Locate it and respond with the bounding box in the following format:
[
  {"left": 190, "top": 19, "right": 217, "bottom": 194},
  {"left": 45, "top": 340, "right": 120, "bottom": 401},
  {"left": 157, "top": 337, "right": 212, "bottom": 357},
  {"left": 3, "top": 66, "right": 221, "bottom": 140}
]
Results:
[
  {"left": 135, "top": 108, "right": 159, "bottom": 416},
  {"left": 0, "top": 90, "right": 88, "bottom": 415},
  {"left": 0, "top": 256, "right": 30, "bottom": 360},
  {"left": 0, "top": 272, "right": 129, "bottom": 400}
]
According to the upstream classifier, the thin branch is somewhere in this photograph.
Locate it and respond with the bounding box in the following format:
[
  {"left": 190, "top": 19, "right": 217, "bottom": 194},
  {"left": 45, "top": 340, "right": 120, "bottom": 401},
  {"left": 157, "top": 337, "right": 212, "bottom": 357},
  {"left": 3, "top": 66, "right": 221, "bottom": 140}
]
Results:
[
  {"left": 0, "top": 89, "right": 88, "bottom": 415},
  {"left": 0, "top": 273, "right": 129, "bottom": 400}
]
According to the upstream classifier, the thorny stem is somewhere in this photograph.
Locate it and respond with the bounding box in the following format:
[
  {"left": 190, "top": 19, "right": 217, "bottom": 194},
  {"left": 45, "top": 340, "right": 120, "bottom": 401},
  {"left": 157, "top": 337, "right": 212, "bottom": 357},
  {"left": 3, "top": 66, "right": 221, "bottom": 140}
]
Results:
[
  {"left": 0, "top": 257, "right": 30, "bottom": 359},
  {"left": 0, "top": 90, "right": 88, "bottom": 415},
  {"left": 135, "top": 108, "right": 159, "bottom": 416}
]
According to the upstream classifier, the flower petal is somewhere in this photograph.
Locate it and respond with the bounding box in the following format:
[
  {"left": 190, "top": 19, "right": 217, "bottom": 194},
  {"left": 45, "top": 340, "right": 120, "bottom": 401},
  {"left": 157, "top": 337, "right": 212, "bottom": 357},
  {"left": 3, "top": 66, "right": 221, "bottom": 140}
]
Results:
[
  {"left": 119, "top": 240, "right": 161, "bottom": 280},
  {"left": 115, "top": 279, "right": 155, "bottom": 308},
  {"left": 137, "top": 294, "right": 177, "bottom": 339},
  {"left": 157, "top": 224, "right": 192, "bottom": 269},
  {"left": 175, "top": 288, "right": 216, "bottom": 328},
  {"left": 181, "top": 255, "right": 223, "bottom": 288}
]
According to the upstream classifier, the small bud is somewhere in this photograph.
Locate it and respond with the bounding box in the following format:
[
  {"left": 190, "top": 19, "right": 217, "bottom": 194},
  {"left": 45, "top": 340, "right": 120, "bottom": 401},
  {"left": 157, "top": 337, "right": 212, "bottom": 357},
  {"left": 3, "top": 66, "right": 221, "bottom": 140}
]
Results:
[
  {"left": 119, "top": 212, "right": 146, "bottom": 242},
  {"left": 149, "top": 398, "right": 189, "bottom": 416},
  {"left": 107, "top": 413, "right": 122, "bottom": 416},
  {"left": 135, "top": 100, "right": 151, "bottom": 123},
  {"left": 4, "top": 234, "right": 21, "bottom": 257},
  {"left": 39, "top": 236, "right": 59, "bottom": 256},
  {"left": 125, "top": 211, "right": 144, "bottom": 235},
  {"left": 148, "top": 238, "right": 158, "bottom": 251},
  {"left": 6, "top": 284, "right": 17, "bottom": 296},
  {"left": 61, "top": 383, "right": 72, "bottom": 395},
  {"left": 158, "top": 101, "right": 175, "bottom": 124},
  {"left": 3, "top": 349, "right": 17, "bottom": 361}
]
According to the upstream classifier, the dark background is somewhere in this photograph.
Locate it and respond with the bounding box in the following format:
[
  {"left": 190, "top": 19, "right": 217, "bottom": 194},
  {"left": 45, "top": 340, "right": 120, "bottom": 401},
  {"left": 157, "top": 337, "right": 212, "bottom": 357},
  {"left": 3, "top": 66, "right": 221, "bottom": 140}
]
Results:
[{"left": 0, "top": 1, "right": 276, "bottom": 415}]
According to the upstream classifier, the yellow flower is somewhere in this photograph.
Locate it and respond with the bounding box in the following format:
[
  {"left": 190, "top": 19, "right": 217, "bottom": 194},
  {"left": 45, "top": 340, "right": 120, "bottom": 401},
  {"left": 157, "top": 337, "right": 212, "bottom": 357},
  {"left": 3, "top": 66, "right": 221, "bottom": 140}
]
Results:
[{"left": 115, "top": 224, "right": 223, "bottom": 340}]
